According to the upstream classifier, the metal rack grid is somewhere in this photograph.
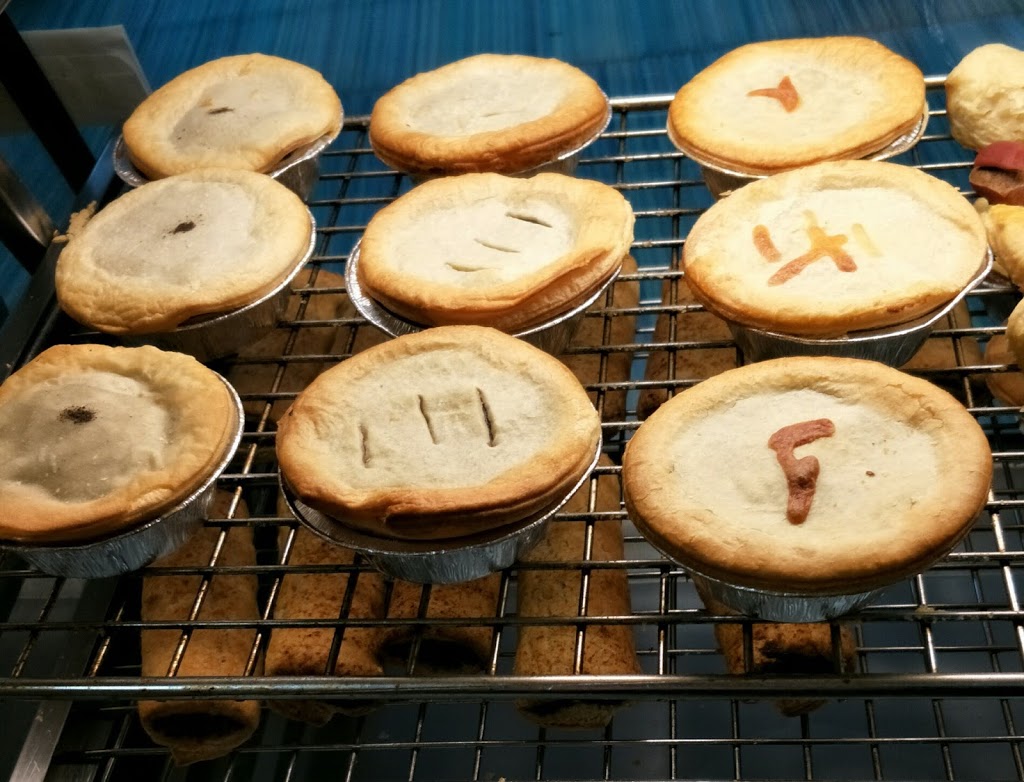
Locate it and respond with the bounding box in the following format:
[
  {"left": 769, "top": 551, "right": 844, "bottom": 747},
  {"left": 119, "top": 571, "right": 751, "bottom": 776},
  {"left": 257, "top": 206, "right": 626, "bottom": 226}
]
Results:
[{"left": 4, "top": 79, "right": 1024, "bottom": 781}]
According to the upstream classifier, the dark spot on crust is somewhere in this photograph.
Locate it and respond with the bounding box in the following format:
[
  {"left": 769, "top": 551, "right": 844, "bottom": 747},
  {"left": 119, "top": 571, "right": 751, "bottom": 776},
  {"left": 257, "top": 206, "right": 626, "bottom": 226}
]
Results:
[
  {"left": 171, "top": 220, "right": 196, "bottom": 234},
  {"left": 60, "top": 406, "right": 95, "bottom": 424},
  {"left": 866, "top": 470, "right": 875, "bottom": 477},
  {"left": 207, "top": 107, "right": 234, "bottom": 115}
]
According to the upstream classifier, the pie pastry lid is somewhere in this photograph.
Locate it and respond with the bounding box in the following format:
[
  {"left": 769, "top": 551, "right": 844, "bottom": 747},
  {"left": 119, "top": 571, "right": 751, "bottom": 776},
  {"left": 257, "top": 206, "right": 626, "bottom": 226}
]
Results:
[
  {"left": 682, "top": 160, "right": 990, "bottom": 337},
  {"left": 722, "top": 248, "right": 991, "bottom": 365},
  {"left": 622, "top": 356, "right": 992, "bottom": 599},
  {"left": 667, "top": 36, "right": 926, "bottom": 177},
  {"left": 278, "top": 435, "right": 601, "bottom": 584},
  {"left": 121, "top": 53, "right": 343, "bottom": 180},
  {"left": 345, "top": 240, "right": 623, "bottom": 356},
  {"left": 369, "top": 54, "right": 611, "bottom": 177},
  {"left": 0, "top": 369, "right": 243, "bottom": 577}
]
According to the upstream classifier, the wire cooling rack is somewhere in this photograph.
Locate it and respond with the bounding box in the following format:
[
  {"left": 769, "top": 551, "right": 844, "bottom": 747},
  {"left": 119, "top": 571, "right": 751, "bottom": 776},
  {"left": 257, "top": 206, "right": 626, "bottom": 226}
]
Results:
[{"left": 4, "top": 79, "right": 1024, "bottom": 781}]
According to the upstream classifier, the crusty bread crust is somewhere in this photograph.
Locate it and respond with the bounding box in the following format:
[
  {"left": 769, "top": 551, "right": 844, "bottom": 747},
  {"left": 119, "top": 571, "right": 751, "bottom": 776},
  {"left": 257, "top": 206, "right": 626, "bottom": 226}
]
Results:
[
  {"left": 623, "top": 356, "right": 992, "bottom": 594},
  {"left": 370, "top": 54, "right": 608, "bottom": 176},
  {"left": 123, "top": 53, "right": 342, "bottom": 179},
  {"left": 357, "top": 173, "right": 633, "bottom": 331},
  {"left": 668, "top": 37, "right": 924, "bottom": 175},
  {"left": 276, "top": 326, "right": 601, "bottom": 540},
  {"left": 0, "top": 345, "right": 238, "bottom": 543}
]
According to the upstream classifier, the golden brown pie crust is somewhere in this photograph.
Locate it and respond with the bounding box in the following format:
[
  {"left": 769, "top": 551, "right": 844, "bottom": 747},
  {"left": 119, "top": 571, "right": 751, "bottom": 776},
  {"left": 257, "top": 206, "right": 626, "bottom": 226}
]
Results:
[
  {"left": 667, "top": 37, "right": 925, "bottom": 175},
  {"left": 0, "top": 344, "right": 238, "bottom": 543},
  {"left": 623, "top": 356, "right": 992, "bottom": 594},
  {"left": 276, "top": 326, "right": 601, "bottom": 540},
  {"left": 357, "top": 173, "right": 633, "bottom": 331},
  {"left": 123, "top": 53, "right": 342, "bottom": 180},
  {"left": 369, "top": 54, "right": 608, "bottom": 176}
]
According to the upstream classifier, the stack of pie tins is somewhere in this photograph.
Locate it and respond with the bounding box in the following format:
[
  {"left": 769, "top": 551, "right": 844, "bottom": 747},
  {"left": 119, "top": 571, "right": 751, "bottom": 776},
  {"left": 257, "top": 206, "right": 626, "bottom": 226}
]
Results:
[
  {"left": 115, "top": 53, "right": 343, "bottom": 200},
  {"left": 622, "top": 356, "right": 992, "bottom": 622},
  {"left": 666, "top": 36, "right": 928, "bottom": 197},
  {"left": 0, "top": 344, "right": 243, "bottom": 578},
  {"left": 55, "top": 168, "right": 316, "bottom": 362},
  {"left": 276, "top": 326, "right": 603, "bottom": 583},
  {"left": 347, "top": 172, "right": 634, "bottom": 355},
  {"left": 681, "top": 160, "right": 991, "bottom": 365},
  {"left": 369, "top": 53, "right": 611, "bottom": 182}
]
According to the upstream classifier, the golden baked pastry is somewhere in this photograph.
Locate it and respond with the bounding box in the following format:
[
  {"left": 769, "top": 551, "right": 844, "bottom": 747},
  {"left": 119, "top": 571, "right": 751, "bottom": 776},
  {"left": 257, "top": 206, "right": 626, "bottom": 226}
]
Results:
[
  {"left": 982, "top": 332, "right": 1024, "bottom": 406},
  {"left": 623, "top": 357, "right": 991, "bottom": 594},
  {"left": 369, "top": 53, "right": 608, "bottom": 177},
  {"left": 946, "top": 44, "right": 1024, "bottom": 151},
  {"left": 357, "top": 173, "right": 633, "bottom": 331},
  {"left": 977, "top": 199, "right": 1024, "bottom": 288},
  {"left": 668, "top": 37, "right": 924, "bottom": 175},
  {"left": 0, "top": 344, "right": 238, "bottom": 544},
  {"left": 683, "top": 160, "right": 987, "bottom": 336},
  {"left": 276, "top": 326, "right": 601, "bottom": 540},
  {"left": 1004, "top": 300, "right": 1024, "bottom": 379},
  {"left": 123, "top": 53, "right": 342, "bottom": 179},
  {"left": 56, "top": 169, "right": 312, "bottom": 334}
]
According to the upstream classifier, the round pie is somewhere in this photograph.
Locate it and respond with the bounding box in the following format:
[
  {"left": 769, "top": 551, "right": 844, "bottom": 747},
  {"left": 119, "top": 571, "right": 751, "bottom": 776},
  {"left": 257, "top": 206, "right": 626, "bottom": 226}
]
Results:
[
  {"left": 682, "top": 160, "right": 987, "bottom": 336},
  {"left": 622, "top": 356, "right": 992, "bottom": 594},
  {"left": 369, "top": 54, "right": 609, "bottom": 177},
  {"left": 668, "top": 36, "right": 925, "bottom": 175},
  {"left": 357, "top": 173, "right": 633, "bottom": 330},
  {"left": 276, "top": 326, "right": 601, "bottom": 540},
  {"left": 0, "top": 344, "right": 239, "bottom": 543},
  {"left": 56, "top": 169, "right": 312, "bottom": 334},
  {"left": 122, "top": 53, "right": 342, "bottom": 180},
  {"left": 946, "top": 44, "right": 1024, "bottom": 151}
]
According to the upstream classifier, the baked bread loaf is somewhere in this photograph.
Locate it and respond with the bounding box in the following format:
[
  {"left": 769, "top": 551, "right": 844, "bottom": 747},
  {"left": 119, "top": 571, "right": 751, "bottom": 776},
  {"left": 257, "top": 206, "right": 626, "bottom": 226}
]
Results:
[
  {"left": 139, "top": 494, "right": 260, "bottom": 766},
  {"left": 1004, "top": 300, "right": 1024, "bottom": 379},
  {"left": 276, "top": 326, "right": 601, "bottom": 540},
  {"left": 0, "top": 344, "right": 237, "bottom": 544},
  {"left": 357, "top": 173, "right": 633, "bottom": 331},
  {"left": 123, "top": 53, "right": 342, "bottom": 179},
  {"left": 982, "top": 332, "right": 1024, "bottom": 407},
  {"left": 623, "top": 356, "right": 991, "bottom": 595},
  {"left": 369, "top": 54, "right": 608, "bottom": 177},
  {"left": 683, "top": 160, "right": 987, "bottom": 336},
  {"left": 56, "top": 169, "right": 312, "bottom": 334},
  {"left": 946, "top": 44, "right": 1024, "bottom": 151},
  {"left": 977, "top": 199, "right": 1024, "bottom": 288},
  {"left": 514, "top": 456, "right": 641, "bottom": 728},
  {"left": 668, "top": 37, "right": 924, "bottom": 175}
]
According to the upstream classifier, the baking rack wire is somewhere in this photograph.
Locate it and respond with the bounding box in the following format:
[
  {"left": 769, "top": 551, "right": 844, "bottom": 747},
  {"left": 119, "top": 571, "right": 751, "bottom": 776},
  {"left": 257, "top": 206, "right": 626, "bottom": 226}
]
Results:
[{"left": 3, "top": 79, "right": 1024, "bottom": 780}]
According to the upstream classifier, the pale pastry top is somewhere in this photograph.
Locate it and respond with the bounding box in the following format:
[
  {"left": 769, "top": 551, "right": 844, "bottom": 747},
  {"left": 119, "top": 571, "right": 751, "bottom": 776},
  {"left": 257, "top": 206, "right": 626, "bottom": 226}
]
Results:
[
  {"left": 369, "top": 54, "right": 609, "bottom": 176},
  {"left": 682, "top": 160, "right": 987, "bottom": 336},
  {"left": 122, "top": 53, "right": 342, "bottom": 179},
  {"left": 55, "top": 169, "right": 312, "bottom": 334},
  {"left": 0, "top": 344, "right": 238, "bottom": 543},
  {"left": 622, "top": 357, "right": 992, "bottom": 593},
  {"left": 668, "top": 37, "right": 925, "bottom": 174},
  {"left": 276, "top": 326, "right": 601, "bottom": 540},
  {"left": 357, "top": 173, "right": 633, "bottom": 330},
  {"left": 946, "top": 44, "right": 1024, "bottom": 151}
]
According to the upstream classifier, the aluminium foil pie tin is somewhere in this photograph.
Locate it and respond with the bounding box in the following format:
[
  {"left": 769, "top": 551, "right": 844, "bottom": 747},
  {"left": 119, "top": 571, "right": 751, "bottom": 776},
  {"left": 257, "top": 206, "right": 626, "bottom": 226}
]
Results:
[
  {"left": 345, "top": 240, "right": 622, "bottom": 356},
  {"left": 113, "top": 124, "right": 341, "bottom": 202},
  {"left": 405, "top": 94, "right": 612, "bottom": 185},
  {"left": 720, "top": 248, "right": 993, "bottom": 365},
  {"left": 279, "top": 436, "right": 603, "bottom": 584},
  {"left": 671, "top": 108, "right": 930, "bottom": 199},
  {"left": 2, "top": 375, "right": 244, "bottom": 579},
  {"left": 118, "top": 212, "right": 316, "bottom": 362}
]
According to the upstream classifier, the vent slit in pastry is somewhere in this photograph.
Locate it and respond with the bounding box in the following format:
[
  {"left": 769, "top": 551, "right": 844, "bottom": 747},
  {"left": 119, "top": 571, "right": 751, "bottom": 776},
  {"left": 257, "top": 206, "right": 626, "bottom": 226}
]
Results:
[
  {"left": 505, "top": 210, "right": 553, "bottom": 229},
  {"left": 417, "top": 394, "right": 440, "bottom": 444},
  {"left": 359, "top": 423, "right": 372, "bottom": 467},
  {"left": 471, "top": 238, "right": 519, "bottom": 254},
  {"left": 447, "top": 261, "right": 499, "bottom": 272},
  {"left": 477, "top": 387, "right": 497, "bottom": 447}
]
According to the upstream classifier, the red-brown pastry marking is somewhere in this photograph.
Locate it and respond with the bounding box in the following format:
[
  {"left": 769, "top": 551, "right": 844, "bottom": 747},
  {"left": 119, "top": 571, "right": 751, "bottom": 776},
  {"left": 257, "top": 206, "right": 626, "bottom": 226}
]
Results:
[
  {"left": 759, "top": 214, "right": 858, "bottom": 286},
  {"left": 746, "top": 75, "right": 800, "bottom": 112},
  {"left": 767, "top": 418, "right": 835, "bottom": 525}
]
